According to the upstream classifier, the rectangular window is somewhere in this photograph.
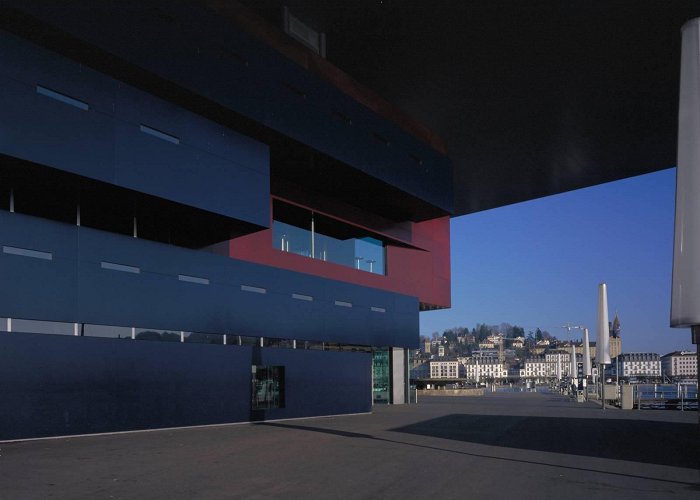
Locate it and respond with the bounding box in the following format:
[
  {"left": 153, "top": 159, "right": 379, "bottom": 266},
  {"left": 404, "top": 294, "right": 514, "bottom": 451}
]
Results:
[
  {"left": 101, "top": 261, "right": 140, "bottom": 274},
  {"left": 183, "top": 332, "right": 223, "bottom": 344},
  {"left": 241, "top": 284, "right": 266, "bottom": 294},
  {"left": 335, "top": 300, "right": 352, "bottom": 308},
  {"left": 272, "top": 199, "right": 387, "bottom": 275},
  {"left": 11, "top": 318, "right": 73, "bottom": 336},
  {"left": 252, "top": 365, "right": 285, "bottom": 409},
  {"left": 135, "top": 328, "right": 182, "bottom": 342},
  {"left": 3, "top": 245, "right": 52, "bottom": 260},
  {"left": 139, "top": 124, "right": 180, "bottom": 145},
  {"left": 36, "top": 85, "right": 89, "bottom": 111},
  {"left": 291, "top": 293, "right": 313, "bottom": 301},
  {"left": 370, "top": 306, "right": 386, "bottom": 313},
  {"left": 178, "top": 274, "right": 210, "bottom": 285},
  {"left": 82, "top": 324, "right": 132, "bottom": 339}
]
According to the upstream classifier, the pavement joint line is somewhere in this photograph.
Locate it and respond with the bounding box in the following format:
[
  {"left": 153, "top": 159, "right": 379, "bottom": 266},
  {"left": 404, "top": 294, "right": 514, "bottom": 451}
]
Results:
[{"left": 0, "top": 411, "right": 372, "bottom": 444}]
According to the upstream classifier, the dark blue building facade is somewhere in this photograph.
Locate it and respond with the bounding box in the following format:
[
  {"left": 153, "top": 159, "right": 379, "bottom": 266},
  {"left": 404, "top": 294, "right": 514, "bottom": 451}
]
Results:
[{"left": 0, "top": 2, "right": 451, "bottom": 440}]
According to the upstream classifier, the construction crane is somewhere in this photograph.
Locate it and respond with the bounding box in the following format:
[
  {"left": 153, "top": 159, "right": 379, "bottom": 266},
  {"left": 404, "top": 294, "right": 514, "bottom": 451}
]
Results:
[{"left": 559, "top": 323, "right": 585, "bottom": 337}]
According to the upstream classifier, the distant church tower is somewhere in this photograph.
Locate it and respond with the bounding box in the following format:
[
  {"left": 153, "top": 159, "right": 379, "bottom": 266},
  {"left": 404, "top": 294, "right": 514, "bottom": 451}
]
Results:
[{"left": 609, "top": 312, "right": 622, "bottom": 359}]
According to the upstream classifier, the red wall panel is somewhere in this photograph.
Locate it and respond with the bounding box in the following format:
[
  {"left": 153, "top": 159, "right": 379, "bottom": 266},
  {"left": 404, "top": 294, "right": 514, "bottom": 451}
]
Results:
[{"left": 228, "top": 215, "right": 450, "bottom": 308}]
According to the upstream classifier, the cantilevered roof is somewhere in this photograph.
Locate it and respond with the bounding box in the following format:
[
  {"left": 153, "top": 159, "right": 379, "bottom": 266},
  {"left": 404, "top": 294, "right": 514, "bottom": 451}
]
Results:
[{"left": 242, "top": 0, "right": 700, "bottom": 215}]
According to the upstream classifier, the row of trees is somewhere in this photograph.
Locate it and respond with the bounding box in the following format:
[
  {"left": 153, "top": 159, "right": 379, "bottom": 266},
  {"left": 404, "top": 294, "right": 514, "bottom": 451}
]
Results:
[
  {"left": 427, "top": 323, "right": 555, "bottom": 343},
  {"left": 422, "top": 323, "right": 560, "bottom": 358}
]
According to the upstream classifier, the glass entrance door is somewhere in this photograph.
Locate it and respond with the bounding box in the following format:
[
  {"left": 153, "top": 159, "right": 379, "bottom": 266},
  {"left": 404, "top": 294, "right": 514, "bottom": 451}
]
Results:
[{"left": 372, "top": 349, "right": 390, "bottom": 404}]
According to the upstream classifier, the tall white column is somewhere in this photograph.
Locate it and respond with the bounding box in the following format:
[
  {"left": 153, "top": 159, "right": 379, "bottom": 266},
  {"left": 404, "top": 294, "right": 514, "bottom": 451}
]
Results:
[
  {"left": 582, "top": 327, "right": 592, "bottom": 376},
  {"left": 672, "top": 18, "right": 700, "bottom": 346},
  {"left": 596, "top": 283, "right": 611, "bottom": 365}
]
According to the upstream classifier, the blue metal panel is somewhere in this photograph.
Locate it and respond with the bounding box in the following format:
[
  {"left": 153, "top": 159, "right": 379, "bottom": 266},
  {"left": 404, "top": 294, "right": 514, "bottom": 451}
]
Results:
[
  {"left": 0, "top": 30, "right": 117, "bottom": 116},
  {"left": 113, "top": 120, "right": 268, "bottom": 225},
  {"left": 0, "top": 213, "right": 78, "bottom": 322},
  {"left": 0, "top": 31, "right": 270, "bottom": 227},
  {"left": 0, "top": 212, "right": 418, "bottom": 347},
  {"left": 0, "top": 333, "right": 253, "bottom": 440},
  {"left": 114, "top": 84, "right": 269, "bottom": 175},
  {"left": 0, "top": 74, "right": 117, "bottom": 183},
  {"left": 0, "top": 6, "right": 453, "bottom": 213},
  {"left": 261, "top": 348, "right": 372, "bottom": 420}
]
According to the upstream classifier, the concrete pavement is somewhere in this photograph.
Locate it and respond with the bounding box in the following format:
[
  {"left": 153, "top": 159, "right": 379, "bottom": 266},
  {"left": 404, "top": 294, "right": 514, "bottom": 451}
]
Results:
[{"left": 1, "top": 391, "right": 697, "bottom": 499}]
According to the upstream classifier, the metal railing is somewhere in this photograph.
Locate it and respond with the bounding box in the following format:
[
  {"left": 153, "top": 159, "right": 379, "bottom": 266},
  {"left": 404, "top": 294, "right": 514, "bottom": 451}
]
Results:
[{"left": 634, "top": 383, "right": 698, "bottom": 411}]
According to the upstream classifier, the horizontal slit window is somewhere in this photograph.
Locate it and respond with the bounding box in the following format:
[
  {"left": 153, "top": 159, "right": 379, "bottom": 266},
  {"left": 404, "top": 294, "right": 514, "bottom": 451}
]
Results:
[
  {"left": 2, "top": 246, "right": 52, "bottom": 260},
  {"left": 36, "top": 85, "right": 89, "bottom": 111},
  {"left": 370, "top": 306, "right": 386, "bottom": 313},
  {"left": 241, "top": 284, "right": 266, "bottom": 294},
  {"left": 139, "top": 124, "right": 180, "bottom": 145},
  {"left": 101, "top": 261, "right": 140, "bottom": 274},
  {"left": 335, "top": 300, "right": 352, "bottom": 308},
  {"left": 178, "top": 274, "right": 210, "bottom": 285},
  {"left": 291, "top": 293, "right": 313, "bottom": 301}
]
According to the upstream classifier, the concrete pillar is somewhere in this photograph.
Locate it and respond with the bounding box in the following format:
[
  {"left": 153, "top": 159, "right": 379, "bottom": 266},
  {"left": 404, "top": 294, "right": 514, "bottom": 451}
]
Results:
[
  {"left": 672, "top": 18, "right": 700, "bottom": 419},
  {"left": 672, "top": 18, "right": 700, "bottom": 333},
  {"left": 391, "top": 347, "right": 406, "bottom": 404}
]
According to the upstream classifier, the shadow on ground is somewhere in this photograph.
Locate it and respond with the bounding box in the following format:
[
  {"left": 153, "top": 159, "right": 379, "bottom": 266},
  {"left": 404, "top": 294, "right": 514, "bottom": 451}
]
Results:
[{"left": 389, "top": 414, "right": 699, "bottom": 469}]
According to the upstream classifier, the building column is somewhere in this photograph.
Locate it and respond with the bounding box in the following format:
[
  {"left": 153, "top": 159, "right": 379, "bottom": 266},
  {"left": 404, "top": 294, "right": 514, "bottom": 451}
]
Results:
[
  {"left": 390, "top": 347, "right": 406, "bottom": 404},
  {"left": 672, "top": 18, "right": 700, "bottom": 412}
]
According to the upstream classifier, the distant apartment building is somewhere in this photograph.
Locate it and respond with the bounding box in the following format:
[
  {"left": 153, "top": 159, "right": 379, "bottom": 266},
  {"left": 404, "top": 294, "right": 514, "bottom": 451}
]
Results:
[
  {"left": 429, "top": 360, "right": 459, "bottom": 379},
  {"left": 511, "top": 337, "right": 525, "bottom": 349},
  {"left": 462, "top": 357, "right": 507, "bottom": 382},
  {"left": 438, "top": 345, "right": 446, "bottom": 357},
  {"left": 661, "top": 351, "right": 698, "bottom": 379},
  {"left": 612, "top": 353, "right": 661, "bottom": 380},
  {"left": 546, "top": 351, "right": 573, "bottom": 378},
  {"left": 521, "top": 356, "right": 549, "bottom": 382}
]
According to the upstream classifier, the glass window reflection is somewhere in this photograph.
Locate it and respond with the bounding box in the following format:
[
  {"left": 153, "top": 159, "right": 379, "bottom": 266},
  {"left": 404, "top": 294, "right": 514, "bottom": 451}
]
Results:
[
  {"left": 252, "top": 365, "right": 285, "bottom": 409},
  {"left": 12, "top": 318, "right": 74, "bottom": 336},
  {"left": 272, "top": 199, "right": 386, "bottom": 275},
  {"left": 84, "top": 324, "right": 132, "bottom": 339}
]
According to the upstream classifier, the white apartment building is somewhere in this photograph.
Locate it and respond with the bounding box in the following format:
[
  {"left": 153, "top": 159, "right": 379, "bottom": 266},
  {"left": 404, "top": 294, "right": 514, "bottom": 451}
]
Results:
[
  {"left": 461, "top": 357, "right": 507, "bottom": 382},
  {"left": 521, "top": 356, "right": 550, "bottom": 382},
  {"left": 522, "top": 353, "right": 588, "bottom": 382},
  {"left": 661, "top": 351, "right": 697, "bottom": 379},
  {"left": 429, "top": 360, "right": 459, "bottom": 379},
  {"left": 612, "top": 353, "right": 661, "bottom": 380},
  {"left": 545, "top": 351, "right": 574, "bottom": 379}
]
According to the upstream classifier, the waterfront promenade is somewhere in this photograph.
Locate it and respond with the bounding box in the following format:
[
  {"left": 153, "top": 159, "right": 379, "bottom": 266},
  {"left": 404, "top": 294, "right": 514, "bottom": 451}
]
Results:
[{"left": 1, "top": 391, "right": 697, "bottom": 499}]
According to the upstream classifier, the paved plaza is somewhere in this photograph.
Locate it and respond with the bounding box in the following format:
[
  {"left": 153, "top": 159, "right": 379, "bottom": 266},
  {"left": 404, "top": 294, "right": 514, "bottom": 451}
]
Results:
[{"left": 1, "top": 391, "right": 698, "bottom": 499}]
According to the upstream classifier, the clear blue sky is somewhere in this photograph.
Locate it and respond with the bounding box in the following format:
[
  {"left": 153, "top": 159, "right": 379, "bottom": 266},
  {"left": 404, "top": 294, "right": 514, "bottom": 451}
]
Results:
[{"left": 420, "top": 167, "right": 694, "bottom": 355}]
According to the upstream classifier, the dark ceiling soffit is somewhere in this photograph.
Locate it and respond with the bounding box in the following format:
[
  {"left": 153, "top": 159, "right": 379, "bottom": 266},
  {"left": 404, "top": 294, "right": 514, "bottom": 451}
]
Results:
[
  {"left": 200, "top": 0, "right": 447, "bottom": 155},
  {"left": 0, "top": 3, "right": 452, "bottom": 221}
]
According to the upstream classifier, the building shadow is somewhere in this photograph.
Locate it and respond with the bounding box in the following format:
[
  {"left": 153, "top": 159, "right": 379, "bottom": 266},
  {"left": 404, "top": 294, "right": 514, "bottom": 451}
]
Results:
[
  {"left": 257, "top": 420, "right": 699, "bottom": 488},
  {"left": 389, "top": 414, "right": 699, "bottom": 469}
]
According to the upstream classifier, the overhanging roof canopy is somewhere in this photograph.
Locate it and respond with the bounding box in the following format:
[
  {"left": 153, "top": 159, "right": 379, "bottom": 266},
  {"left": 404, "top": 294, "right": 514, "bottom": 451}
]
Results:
[{"left": 243, "top": 0, "right": 700, "bottom": 215}]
